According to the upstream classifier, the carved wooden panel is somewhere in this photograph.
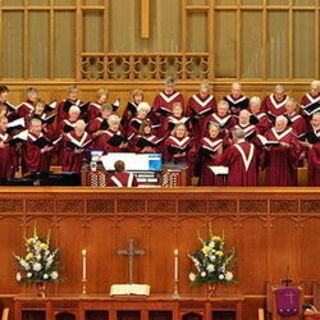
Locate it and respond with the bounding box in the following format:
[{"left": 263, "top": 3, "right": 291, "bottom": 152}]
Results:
[
  {"left": 56, "top": 200, "right": 85, "bottom": 213},
  {"left": 208, "top": 200, "right": 237, "bottom": 213},
  {"left": 239, "top": 200, "right": 268, "bottom": 213},
  {"left": 26, "top": 200, "right": 54, "bottom": 213},
  {"left": 86, "top": 200, "right": 115, "bottom": 213},
  {"left": 117, "top": 200, "right": 145, "bottom": 213},
  {"left": 0, "top": 200, "right": 23, "bottom": 212},
  {"left": 178, "top": 200, "right": 207, "bottom": 213},
  {"left": 147, "top": 200, "right": 176, "bottom": 213},
  {"left": 300, "top": 200, "right": 320, "bottom": 213},
  {"left": 270, "top": 200, "right": 299, "bottom": 213}
]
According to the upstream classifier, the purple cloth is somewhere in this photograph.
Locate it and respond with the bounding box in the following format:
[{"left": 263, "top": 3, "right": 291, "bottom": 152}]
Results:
[{"left": 275, "top": 287, "right": 300, "bottom": 317}]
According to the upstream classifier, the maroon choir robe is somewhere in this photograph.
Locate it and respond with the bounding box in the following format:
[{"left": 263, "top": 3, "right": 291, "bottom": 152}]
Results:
[
  {"left": 217, "top": 140, "right": 257, "bottom": 186},
  {"left": 285, "top": 112, "right": 307, "bottom": 140},
  {"left": 307, "top": 142, "right": 320, "bottom": 186},
  {"left": 223, "top": 95, "right": 249, "bottom": 115},
  {"left": 0, "top": 132, "right": 17, "bottom": 182},
  {"left": 202, "top": 113, "right": 237, "bottom": 137},
  {"left": 249, "top": 111, "right": 271, "bottom": 135},
  {"left": 131, "top": 134, "right": 162, "bottom": 153},
  {"left": 22, "top": 132, "right": 51, "bottom": 174},
  {"left": 18, "top": 100, "right": 35, "bottom": 119},
  {"left": 196, "top": 136, "right": 225, "bottom": 186},
  {"left": 87, "top": 117, "right": 109, "bottom": 134},
  {"left": 62, "top": 131, "right": 92, "bottom": 172},
  {"left": 186, "top": 94, "right": 216, "bottom": 142},
  {"left": 87, "top": 102, "right": 103, "bottom": 121},
  {"left": 233, "top": 123, "right": 258, "bottom": 142},
  {"left": 107, "top": 172, "right": 138, "bottom": 187},
  {"left": 57, "top": 99, "right": 83, "bottom": 122},
  {"left": 121, "top": 101, "right": 139, "bottom": 131},
  {"left": 300, "top": 93, "right": 320, "bottom": 119},
  {"left": 261, "top": 94, "right": 289, "bottom": 120},
  {"left": 127, "top": 116, "right": 155, "bottom": 138},
  {"left": 264, "top": 127, "right": 302, "bottom": 186},
  {"left": 93, "top": 129, "right": 127, "bottom": 153},
  {"left": 163, "top": 115, "right": 192, "bottom": 137}
]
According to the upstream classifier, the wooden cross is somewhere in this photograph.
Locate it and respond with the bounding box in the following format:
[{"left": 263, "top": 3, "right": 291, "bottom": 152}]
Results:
[
  {"left": 284, "top": 291, "right": 295, "bottom": 305},
  {"left": 117, "top": 237, "right": 146, "bottom": 284},
  {"left": 141, "top": 0, "right": 150, "bottom": 39}
]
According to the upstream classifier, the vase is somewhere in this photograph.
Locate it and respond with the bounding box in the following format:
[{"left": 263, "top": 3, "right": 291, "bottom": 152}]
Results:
[
  {"left": 36, "top": 282, "right": 47, "bottom": 298},
  {"left": 206, "top": 282, "right": 218, "bottom": 298}
]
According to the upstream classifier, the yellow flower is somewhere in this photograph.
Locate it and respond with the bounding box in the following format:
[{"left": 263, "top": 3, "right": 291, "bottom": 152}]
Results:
[
  {"left": 39, "top": 243, "right": 48, "bottom": 250},
  {"left": 202, "top": 246, "right": 212, "bottom": 255},
  {"left": 215, "top": 251, "right": 223, "bottom": 256},
  {"left": 211, "top": 236, "right": 221, "bottom": 242},
  {"left": 25, "top": 253, "right": 33, "bottom": 261},
  {"left": 27, "top": 238, "right": 34, "bottom": 245}
]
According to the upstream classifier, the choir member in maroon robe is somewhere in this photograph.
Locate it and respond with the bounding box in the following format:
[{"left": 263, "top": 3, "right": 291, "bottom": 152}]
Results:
[
  {"left": 196, "top": 123, "right": 225, "bottom": 186},
  {"left": 233, "top": 109, "right": 259, "bottom": 142},
  {"left": 248, "top": 96, "right": 271, "bottom": 135},
  {"left": 263, "top": 115, "right": 302, "bottom": 186},
  {"left": 300, "top": 112, "right": 320, "bottom": 186},
  {"left": 18, "top": 87, "right": 39, "bottom": 119},
  {"left": 87, "top": 88, "right": 108, "bottom": 121},
  {"left": 300, "top": 80, "right": 320, "bottom": 119},
  {"left": 56, "top": 105, "right": 81, "bottom": 137},
  {"left": 284, "top": 98, "right": 307, "bottom": 140},
  {"left": 62, "top": 120, "right": 92, "bottom": 172},
  {"left": 261, "top": 85, "right": 290, "bottom": 120},
  {"left": 223, "top": 82, "right": 249, "bottom": 115},
  {"left": 164, "top": 102, "right": 192, "bottom": 137},
  {"left": 202, "top": 100, "right": 237, "bottom": 138},
  {"left": 22, "top": 118, "right": 53, "bottom": 174},
  {"left": 164, "top": 124, "right": 196, "bottom": 173},
  {"left": 93, "top": 115, "right": 128, "bottom": 153},
  {"left": 107, "top": 160, "right": 138, "bottom": 187},
  {"left": 57, "top": 85, "right": 83, "bottom": 122},
  {"left": 87, "top": 103, "right": 113, "bottom": 137},
  {"left": 0, "top": 116, "right": 18, "bottom": 183},
  {"left": 152, "top": 76, "right": 184, "bottom": 126},
  {"left": 186, "top": 82, "right": 216, "bottom": 142},
  {"left": 131, "top": 120, "right": 164, "bottom": 153},
  {"left": 121, "top": 89, "right": 144, "bottom": 131},
  {"left": 216, "top": 128, "right": 258, "bottom": 186},
  {"left": 0, "top": 85, "right": 17, "bottom": 121}
]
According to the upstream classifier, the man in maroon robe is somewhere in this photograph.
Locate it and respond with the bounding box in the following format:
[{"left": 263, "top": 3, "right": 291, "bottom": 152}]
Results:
[
  {"left": 223, "top": 82, "right": 249, "bottom": 115},
  {"left": 107, "top": 160, "right": 138, "bottom": 187},
  {"left": 300, "top": 80, "right": 320, "bottom": 120},
  {"left": 263, "top": 115, "right": 302, "bottom": 186},
  {"left": 216, "top": 128, "right": 258, "bottom": 186}
]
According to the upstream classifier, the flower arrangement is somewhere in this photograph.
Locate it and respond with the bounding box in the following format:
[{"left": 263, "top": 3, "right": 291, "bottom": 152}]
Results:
[
  {"left": 189, "top": 226, "right": 236, "bottom": 286},
  {"left": 14, "top": 225, "right": 60, "bottom": 284}
]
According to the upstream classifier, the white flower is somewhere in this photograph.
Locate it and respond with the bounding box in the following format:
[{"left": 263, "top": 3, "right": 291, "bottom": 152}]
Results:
[
  {"left": 44, "top": 250, "right": 49, "bottom": 257},
  {"left": 16, "top": 272, "right": 22, "bottom": 281},
  {"left": 36, "top": 254, "right": 42, "bottom": 261},
  {"left": 27, "top": 272, "right": 32, "bottom": 278},
  {"left": 189, "top": 272, "right": 196, "bottom": 282},
  {"left": 33, "top": 262, "right": 42, "bottom": 272},
  {"left": 225, "top": 271, "right": 233, "bottom": 281},
  {"left": 43, "top": 274, "right": 49, "bottom": 280},
  {"left": 209, "top": 241, "right": 215, "bottom": 248},
  {"left": 209, "top": 255, "right": 216, "bottom": 262},
  {"left": 50, "top": 271, "right": 58, "bottom": 280},
  {"left": 201, "top": 271, "right": 206, "bottom": 277},
  {"left": 19, "top": 259, "right": 30, "bottom": 270},
  {"left": 206, "top": 264, "right": 215, "bottom": 272},
  {"left": 218, "top": 274, "right": 225, "bottom": 280}
]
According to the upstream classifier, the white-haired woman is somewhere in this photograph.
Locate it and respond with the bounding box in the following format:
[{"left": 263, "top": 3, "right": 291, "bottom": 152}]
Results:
[
  {"left": 248, "top": 96, "right": 270, "bottom": 135},
  {"left": 62, "top": 119, "right": 92, "bottom": 172}
]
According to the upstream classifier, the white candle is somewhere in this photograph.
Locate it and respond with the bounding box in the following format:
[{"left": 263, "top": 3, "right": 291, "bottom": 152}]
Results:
[
  {"left": 82, "top": 249, "right": 87, "bottom": 280},
  {"left": 174, "top": 249, "right": 179, "bottom": 281}
]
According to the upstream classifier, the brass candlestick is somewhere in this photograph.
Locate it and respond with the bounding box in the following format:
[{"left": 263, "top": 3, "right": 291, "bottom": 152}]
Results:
[
  {"left": 81, "top": 278, "right": 88, "bottom": 296},
  {"left": 172, "top": 278, "right": 181, "bottom": 299}
]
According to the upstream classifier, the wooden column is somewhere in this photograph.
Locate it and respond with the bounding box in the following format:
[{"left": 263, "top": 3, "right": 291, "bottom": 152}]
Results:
[{"left": 141, "top": 0, "right": 150, "bottom": 39}]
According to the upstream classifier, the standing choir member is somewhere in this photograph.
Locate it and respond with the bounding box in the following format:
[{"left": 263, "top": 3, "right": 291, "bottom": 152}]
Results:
[
  {"left": 261, "top": 85, "right": 290, "bottom": 120},
  {"left": 107, "top": 160, "right": 138, "bottom": 187},
  {"left": 186, "top": 82, "right": 216, "bottom": 142},
  {"left": 22, "top": 118, "right": 53, "bottom": 174},
  {"left": 248, "top": 96, "right": 271, "bottom": 135},
  {"left": 0, "top": 85, "right": 17, "bottom": 121},
  {"left": 121, "top": 89, "right": 144, "bottom": 130},
  {"left": 196, "top": 123, "right": 225, "bottom": 186},
  {"left": 223, "top": 82, "right": 249, "bottom": 115},
  {"left": 300, "top": 80, "right": 320, "bottom": 120},
  {"left": 216, "top": 128, "right": 258, "bottom": 186},
  {"left": 18, "top": 88, "right": 39, "bottom": 119},
  {"left": 62, "top": 120, "right": 92, "bottom": 172},
  {"left": 233, "top": 109, "right": 258, "bottom": 142},
  {"left": 87, "top": 103, "right": 113, "bottom": 137},
  {"left": 87, "top": 88, "right": 108, "bottom": 121},
  {"left": 263, "top": 115, "right": 302, "bottom": 186},
  {"left": 0, "top": 116, "right": 17, "bottom": 183}
]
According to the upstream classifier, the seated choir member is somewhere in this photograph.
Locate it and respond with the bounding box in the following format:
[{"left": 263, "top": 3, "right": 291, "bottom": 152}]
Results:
[
  {"left": 216, "top": 128, "right": 258, "bottom": 186},
  {"left": 186, "top": 82, "right": 216, "bottom": 142},
  {"left": 248, "top": 96, "right": 271, "bottom": 135},
  {"left": 87, "top": 103, "right": 113, "bottom": 137},
  {"left": 57, "top": 85, "right": 83, "bottom": 122},
  {"left": 202, "top": 100, "right": 237, "bottom": 138},
  {"left": 300, "top": 112, "right": 320, "bottom": 186},
  {"left": 56, "top": 105, "right": 81, "bottom": 136},
  {"left": 0, "top": 116, "right": 18, "bottom": 183},
  {"left": 233, "top": 109, "right": 258, "bottom": 142},
  {"left": 284, "top": 98, "right": 307, "bottom": 140},
  {"left": 263, "top": 115, "right": 302, "bottom": 186},
  {"left": 300, "top": 80, "right": 320, "bottom": 120},
  {"left": 107, "top": 160, "right": 138, "bottom": 187},
  {"left": 93, "top": 115, "right": 128, "bottom": 153},
  {"left": 87, "top": 88, "right": 108, "bottom": 121},
  {"left": 223, "top": 82, "right": 249, "bottom": 115},
  {"left": 127, "top": 102, "right": 154, "bottom": 137},
  {"left": 0, "top": 85, "right": 17, "bottom": 121},
  {"left": 22, "top": 118, "right": 53, "bottom": 174},
  {"left": 121, "top": 88, "right": 144, "bottom": 130},
  {"left": 164, "top": 102, "right": 192, "bottom": 136},
  {"left": 131, "top": 120, "right": 163, "bottom": 153},
  {"left": 196, "top": 123, "right": 225, "bottom": 186},
  {"left": 62, "top": 120, "right": 92, "bottom": 172},
  {"left": 261, "top": 84, "right": 290, "bottom": 120},
  {"left": 164, "top": 123, "right": 196, "bottom": 170},
  {"left": 18, "top": 87, "right": 39, "bottom": 119}
]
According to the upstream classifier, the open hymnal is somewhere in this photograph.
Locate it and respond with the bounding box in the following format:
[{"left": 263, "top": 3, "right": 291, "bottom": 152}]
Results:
[
  {"left": 110, "top": 284, "right": 150, "bottom": 296},
  {"left": 208, "top": 166, "right": 229, "bottom": 175}
]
